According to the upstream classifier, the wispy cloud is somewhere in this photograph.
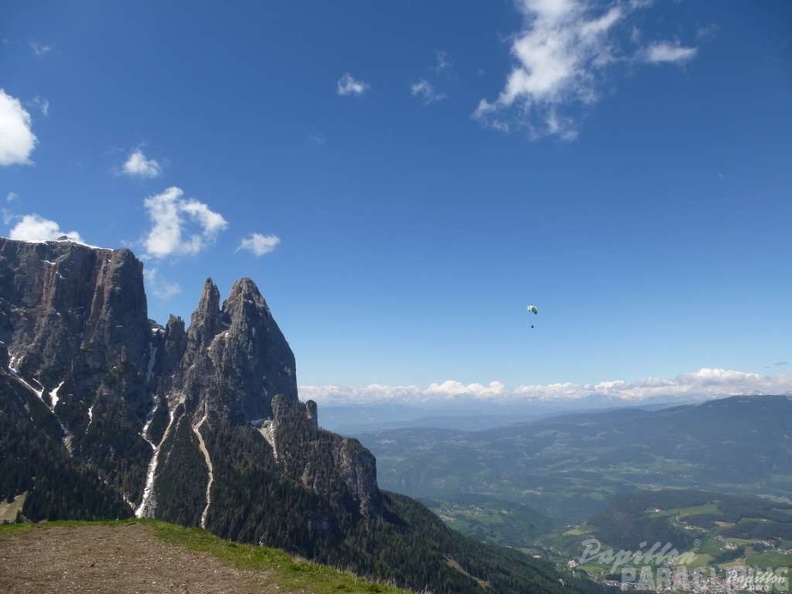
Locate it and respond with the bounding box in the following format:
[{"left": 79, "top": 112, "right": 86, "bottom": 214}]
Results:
[
  {"left": 696, "top": 24, "right": 719, "bottom": 41},
  {"left": 122, "top": 148, "right": 162, "bottom": 178},
  {"left": 6, "top": 191, "right": 18, "bottom": 202},
  {"left": 410, "top": 79, "right": 447, "bottom": 104},
  {"left": 142, "top": 187, "right": 228, "bottom": 258},
  {"left": 434, "top": 49, "right": 453, "bottom": 73},
  {"left": 144, "top": 267, "right": 181, "bottom": 300},
  {"left": 31, "top": 97, "right": 49, "bottom": 117},
  {"left": 641, "top": 41, "right": 697, "bottom": 64},
  {"left": 307, "top": 132, "right": 326, "bottom": 146},
  {"left": 300, "top": 368, "right": 792, "bottom": 405},
  {"left": 474, "top": 0, "right": 625, "bottom": 139},
  {"left": 337, "top": 73, "right": 369, "bottom": 96},
  {"left": 29, "top": 40, "right": 53, "bottom": 56},
  {"left": 475, "top": 0, "right": 698, "bottom": 140},
  {"left": 237, "top": 233, "right": 280, "bottom": 256},
  {"left": 0, "top": 89, "right": 37, "bottom": 165},
  {"left": 9, "top": 213, "right": 82, "bottom": 242}
]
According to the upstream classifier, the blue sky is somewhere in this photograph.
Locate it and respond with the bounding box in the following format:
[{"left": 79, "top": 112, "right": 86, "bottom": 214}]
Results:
[{"left": 2, "top": 1, "right": 791, "bottom": 403}]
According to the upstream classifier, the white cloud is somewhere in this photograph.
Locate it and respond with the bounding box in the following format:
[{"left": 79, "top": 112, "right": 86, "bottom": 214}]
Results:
[
  {"left": 6, "top": 191, "right": 17, "bottom": 202},
  {"left": 410, "top": 79, "right": 447, "bottom": 104},
  {"left": 475, "top": 1, "right": 697, "bottom": 139},
  {"left": 237, "top": 233, "right": 280, "bottom": 257},
  {"left": 474, "top": 0, "right": 625, "bottom": 139},
  {"left": 299, "top": 368, "right": 792, "bottom": 405},
  {"left": 144, "top": 268, "right": 181, "bottom": 300},
  {"left": 510, "top": 368, "right": 783, "bottom": 401},
  {"left": 642, "top": 41, "right": 697, "bottom": 64},
  {"left": 299, "top": 383, "right": 424, "bottom": 405},
  {"left": 180, "top": 199, "right": 227, "bottom": 234},
  {"left": 123, "top": 148, "right": 162, "bottom": 178},
  {"left": 0, "top": 89, "right": 37, "bottom": 165},
  {"left": 142, "top": 186, "right": 228, "bottom": 258},
  {"left": 337, "top": 73, "right": 369, "bottom": 96},
  {"left": 29, "top": 40, "right": 53, "bottom": 56},
  {"left": 9, "top": 213, "right": 82, "bottom": 242},
  {"left": 426, "top": 380, "right": 506, "bottom": 398}
]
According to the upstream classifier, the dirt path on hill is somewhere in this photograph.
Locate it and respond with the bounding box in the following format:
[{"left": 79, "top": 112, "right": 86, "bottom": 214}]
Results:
[{"left": 0, "top": 523, "right": 277, "bottom": 594}]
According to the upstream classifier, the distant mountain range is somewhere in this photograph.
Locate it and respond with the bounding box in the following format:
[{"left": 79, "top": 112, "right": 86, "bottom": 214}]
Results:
[
  {"left": 0, "top": 237, "right": 608, "bottom": 594},
  {"left": 320, "top": 398, "right": 687, "bottom": 435},
  {"left": 360, "top": 395, "right": 792, "bottom": 533}
]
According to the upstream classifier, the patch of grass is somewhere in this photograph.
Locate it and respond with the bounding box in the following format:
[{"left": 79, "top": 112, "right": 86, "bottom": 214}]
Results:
[
  {"left": 768, "top": 475, "right": 792, "bottom": 487},
  {"left": 563, "top": 525, "right": 592, "bottom": 537},
  {"left": 146, "top": 520, "right": 411, "bottom": 593},
  {"left": 149, "top": 520, "right": 293, "bottom": 570},
  {"left": 48, "top": 519, "right": 132, "bottom": 528},
  {"left": 685, "top": 553, "right": 713, "bottom": 569},
  {"left": 745, "top": 551, "right": 792, "bottom": 569},
  {"left": 676, "top": 503, "right": 720, "bottom": 518},
  {"left": 696, "top": 537, "right": 725, "bottom": 556},
  {"left": 0, "top": 522, "right": 33, "bottom": 535},
  {"left": 0, "top": 518, "right": 130, "bottom": 536}
]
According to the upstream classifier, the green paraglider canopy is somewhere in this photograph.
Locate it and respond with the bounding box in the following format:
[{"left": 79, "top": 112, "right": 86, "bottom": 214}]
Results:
[{"left": 527, "top": 305, "right": 538, "bottom": 328}]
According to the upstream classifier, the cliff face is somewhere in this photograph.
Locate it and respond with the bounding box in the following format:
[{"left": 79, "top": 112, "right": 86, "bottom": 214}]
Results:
[
  {"left": 0, "top": 239, "right": 152, "bottom": 500},
  {"left": 0, "top": 236, "right": 379, "bottom": 526},
  {"left": 0, "top": 239, "right": 149, "bottom": 380},
  {"left": 265, "top": 394, "right": 381, "bottom": 514}
]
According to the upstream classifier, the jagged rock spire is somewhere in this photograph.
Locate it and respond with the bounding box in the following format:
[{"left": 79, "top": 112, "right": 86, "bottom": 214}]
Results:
[{"left": 187, "top": 278, "right": 222, "bottom": 347}]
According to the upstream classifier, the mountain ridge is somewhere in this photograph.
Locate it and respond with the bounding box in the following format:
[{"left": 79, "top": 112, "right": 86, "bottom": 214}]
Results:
[{"left": 0, "top": 236, "right": 378, "bottom": 521}]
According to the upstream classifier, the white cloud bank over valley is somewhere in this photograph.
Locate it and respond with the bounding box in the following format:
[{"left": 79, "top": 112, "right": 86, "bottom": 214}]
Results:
[{"left": 300, "top": 368, "right": 792, "bottom": 405}]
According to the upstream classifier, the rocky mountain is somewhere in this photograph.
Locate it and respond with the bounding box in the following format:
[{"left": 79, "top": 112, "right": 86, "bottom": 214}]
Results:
[
  {"left": 0, "top": 237, "right": 378, "bottom": 523},
  {"left": 0, "top": 237, "right": 607, "bottom": 594}
]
